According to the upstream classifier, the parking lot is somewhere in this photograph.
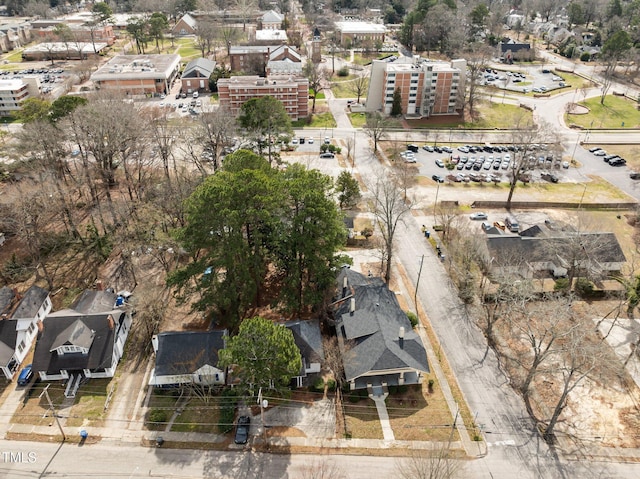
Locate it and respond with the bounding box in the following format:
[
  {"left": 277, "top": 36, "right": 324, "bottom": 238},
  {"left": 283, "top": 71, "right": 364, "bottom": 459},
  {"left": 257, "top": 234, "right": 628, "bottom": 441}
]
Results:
[
  {"left": 395, "top": 143, "right": 575, "bottom": 186},
  {"left": 482, "top": 65, "right": 568, "bottom": 94}
]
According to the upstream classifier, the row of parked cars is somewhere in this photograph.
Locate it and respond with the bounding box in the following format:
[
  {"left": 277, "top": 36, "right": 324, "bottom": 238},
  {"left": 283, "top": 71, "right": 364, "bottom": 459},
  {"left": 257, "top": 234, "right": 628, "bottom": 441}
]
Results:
[{"left": 588, "top": 147, "right": 626, "bottom": 166}]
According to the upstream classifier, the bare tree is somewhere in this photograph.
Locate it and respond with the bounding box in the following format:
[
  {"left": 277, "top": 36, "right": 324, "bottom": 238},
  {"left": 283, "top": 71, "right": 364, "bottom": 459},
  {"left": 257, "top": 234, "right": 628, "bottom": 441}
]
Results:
[
  {"left": 235, "top": 0, "right": 256, "bottom": 31},
  {"left": 542, "top": 327, "right": 617, "bottom": 444},
  {"left": 304, "top": 60, "right": 327, "bottom": 113},
  {"left": 300, "top": 457, "right": 346, "bottom": 479},
  {"left": 396, "top": 444, "right": 465, "bottom": 479},
  {"left": 460, "top": 45, "right": 491, "bottom": 120},
  {"left": 195, "top": 18, "right": 217, "bottom": 58},
  {"left": 348, "top": 75, "right": 368, "bottom": 104},
  {"left": 363, "top": 112, "right": 389, "bottom": 153},
  {"left": 368, "top": 173, "right": 413, "bottom": 283},
  {"left": 218, "top": 24, "right": 239, "bottom": 57}
]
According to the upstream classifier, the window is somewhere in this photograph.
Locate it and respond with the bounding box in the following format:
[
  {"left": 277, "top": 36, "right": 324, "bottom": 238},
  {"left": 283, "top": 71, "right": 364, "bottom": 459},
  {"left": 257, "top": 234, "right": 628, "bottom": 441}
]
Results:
[
  {"left": 17, "top": 341, "right": 25, "bottom": 353},
  {"left": 27, "top": 322, "right": 36, "bottom": 334}
]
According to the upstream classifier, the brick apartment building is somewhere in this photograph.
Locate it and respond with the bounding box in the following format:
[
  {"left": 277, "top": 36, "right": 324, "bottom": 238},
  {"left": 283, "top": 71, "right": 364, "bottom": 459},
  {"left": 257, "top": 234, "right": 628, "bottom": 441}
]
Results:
[
  {"left": 0, "top": 77, "right": 40, "bottom": 116},
  {"left": 366, "top": 57, "right": 466, "bottom": 118},
  {"left": 90, "top": 54, "right": 181, "bottom": 96},
  {"left": 217, "top": 75, "right": 309, "bottom": 120}
]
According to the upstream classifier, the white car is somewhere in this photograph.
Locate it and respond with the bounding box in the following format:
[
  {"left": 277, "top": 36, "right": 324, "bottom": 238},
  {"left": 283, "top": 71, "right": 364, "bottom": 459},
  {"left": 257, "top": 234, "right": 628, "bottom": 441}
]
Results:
[
  {"left": 307, "top": 138, "right": 314, "bottom": 144},
  {"left": 291, "top": 138, "right": 299, "bottom": 145},
  {"left": 470, "top": 212, "right": 488, "bottom": 220},
  {"left": 593, "top": 150, "right": 606, "bottom": 156}
]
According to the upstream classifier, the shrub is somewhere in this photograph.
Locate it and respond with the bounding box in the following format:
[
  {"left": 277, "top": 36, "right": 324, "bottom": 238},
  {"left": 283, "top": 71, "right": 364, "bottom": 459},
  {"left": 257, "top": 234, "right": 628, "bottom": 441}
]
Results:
[
  {"left": 388, "top": 385, "right": 398, "bottom": 394},
  {"left": 218, "top": 388, "right": 239, "bottom": 434},
  {"left": 348, "top": 393, "right": 361, "bottom": 403},
  {"left": 397, "top": 384, "right": 407, "bottom": 394},
  {"left": 337, "top": 66, "right": 349, "bottom": 77},
  {"left": 311, "top": 377, "right": 325, "bottom": 392},
  {"left": 326, "top": 379, "right": 336, "bottom": 391},
  {"left": 406, "top": 311, "right": 418, "bottom": 328},
  {"left": 554, "top": 278, "right": 570, "bottom": 291},
  {"left": 580, "top": 52, "right": 591, "bottom": 62},
  {"left": 428, "top": 379, "right": 435, "bottom": 393},
  {"left": 575, "top": 277, "right": 595, "bottom": 297}
]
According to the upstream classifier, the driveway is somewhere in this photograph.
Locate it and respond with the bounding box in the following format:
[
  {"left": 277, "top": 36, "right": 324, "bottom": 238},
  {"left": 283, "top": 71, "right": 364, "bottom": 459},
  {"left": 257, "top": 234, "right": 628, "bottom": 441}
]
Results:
[{"left": 262, "top": 398, "right": 335, "bottom": 439}]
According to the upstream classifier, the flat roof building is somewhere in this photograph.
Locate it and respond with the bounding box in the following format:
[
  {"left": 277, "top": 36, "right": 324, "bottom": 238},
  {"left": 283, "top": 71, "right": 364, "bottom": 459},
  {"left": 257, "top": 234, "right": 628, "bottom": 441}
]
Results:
[
  {"left": 0, "top": 77, "right": 40, "bottom": 116},
  {"left": 217, "top": 75, "right": 309, "bottom": 120},
  {"left": 91, "top": 54, "right": 181, "bottom": 96},
  {"left": 334, "top": 21, "right": 386, "bottom": 47},
  {"left": 366, "top": 57, "right": 466, "bottom": 118}
]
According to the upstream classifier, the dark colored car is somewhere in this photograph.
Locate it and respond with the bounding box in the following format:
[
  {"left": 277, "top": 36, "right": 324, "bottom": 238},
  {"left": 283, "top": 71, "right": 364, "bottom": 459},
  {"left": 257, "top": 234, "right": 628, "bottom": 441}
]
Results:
[
  {"left": 609, "top": 158, "right": 626, "bottom": 166},
  {"left": 319, "top": 152, "right": 335, "bottom": 159},
  {"left": 17, "top": 364, "right": 33, "bottom": 386},
  {"left": 630, "top": 172, "right": 640, "bottom": 180},
  {"left": 432, "top": 174, "right": 445, "bottom": 183},
  {"left": 234, "top": 416, "right": 251, "bottom": 444}
]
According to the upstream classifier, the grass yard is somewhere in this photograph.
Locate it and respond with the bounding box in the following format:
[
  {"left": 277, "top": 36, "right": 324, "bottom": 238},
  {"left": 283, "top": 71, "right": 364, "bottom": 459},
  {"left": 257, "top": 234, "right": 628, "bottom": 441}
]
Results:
[
  {"left": 171, "top": 398, "right": 221, "bottom": 433},
  {"left": 12, "top": 382, "right": 68, "bottom": 426},
  {"left": 330, "top": 77, "right": 368, "bottom": 99},
  {"left": 566, "top": 95, "right": 640, "bottom": 129},
  {"left": 175, "top": 38, "right": 201, "bottom": 61},
  {"left": 293, "top": 112, "right": 337, "bottom": 128},
  {"left": 584, "top": 144, "right": 640, "bottom": 171},
  {"left": 348, "top": 112, "right": 367, "bottom": 128},
  {"left": 343, "top": 395, "right": 384, "bottom": 439},
  {"left": 66, "top": 378, "right": 113, "bottom": 427},
  {"left": 405, "top": 102, "right": 532, "bottom": 130},
  {"left": 386, "top": 382, "right": 457, "bottom": 442}
]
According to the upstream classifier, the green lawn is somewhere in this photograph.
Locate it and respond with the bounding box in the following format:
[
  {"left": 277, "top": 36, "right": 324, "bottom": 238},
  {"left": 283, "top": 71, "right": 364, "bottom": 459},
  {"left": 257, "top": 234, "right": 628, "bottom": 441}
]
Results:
[
  {"left": 405, "top": 102, "right": 533, "bottom": 129},
  {"left": 348, "top": 112, "right": 367, "bottom": 128},
  {"left": 352, "top": 52, "right": 397, "bottom": 66},
  {"left": 310, "top": 89, "right": 326, "bottom": 100},
  {"left": 330, "top": 77, "right": 369, "bottom": 99},
  {"left": 175, "top": 38, "right": 201, "bottom": 61},
  {"left": 291, "top": 112, "right": 337, "bottom": 128},
  {"left": 566, "top": 95, "right": 640, "bottom": 129}
]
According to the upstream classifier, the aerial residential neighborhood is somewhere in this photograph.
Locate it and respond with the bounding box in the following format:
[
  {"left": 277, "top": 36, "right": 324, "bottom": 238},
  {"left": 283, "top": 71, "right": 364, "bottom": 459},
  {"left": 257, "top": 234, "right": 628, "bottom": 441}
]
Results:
[{"left": 0, "top": 0, "right": 639, "bottom": 478}]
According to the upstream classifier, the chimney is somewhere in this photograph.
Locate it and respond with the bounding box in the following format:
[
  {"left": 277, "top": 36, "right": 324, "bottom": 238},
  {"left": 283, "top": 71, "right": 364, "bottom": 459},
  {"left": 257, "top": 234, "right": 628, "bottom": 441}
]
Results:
[
  {"left": 37, "top": 319, "right": 44, "bottom": 332},
  {"left": 399, "top": 326, "right": 405, "bottom": 349},
  {"left": 342, "top": 276, "right": 348, "bottom": 297},
  {"left": 107, "top": 314, "right": 115, "bottom": 330},
  {"left": 350, "top": 298, "right": 355, "bottom": 316}
]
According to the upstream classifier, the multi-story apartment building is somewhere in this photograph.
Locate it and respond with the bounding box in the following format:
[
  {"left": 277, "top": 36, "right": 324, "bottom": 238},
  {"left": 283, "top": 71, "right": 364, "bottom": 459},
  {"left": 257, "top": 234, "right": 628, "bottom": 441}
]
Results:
[
  {"left": 0, "top": 77, "right": 40, "bottom": 116},
  {"left": 366, "top": 57, "right": 466, "bottom": 118},
  {"left": 217, "top": 75, "right": 309, "bottom": 120}
]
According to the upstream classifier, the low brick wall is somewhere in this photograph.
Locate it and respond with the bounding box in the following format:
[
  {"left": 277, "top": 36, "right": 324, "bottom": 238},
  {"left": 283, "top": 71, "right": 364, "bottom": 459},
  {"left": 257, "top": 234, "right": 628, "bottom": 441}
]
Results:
[{"left": 470, "top": 201, "right": 638, "bottom": 210}]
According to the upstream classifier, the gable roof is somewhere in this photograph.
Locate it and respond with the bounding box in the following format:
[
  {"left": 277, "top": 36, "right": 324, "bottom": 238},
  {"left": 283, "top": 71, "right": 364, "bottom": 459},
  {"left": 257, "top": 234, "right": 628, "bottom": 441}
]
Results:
[
  {"left": 179, "top": 13, "right": 197, "bottom": 30},
  {"left": 0, "top": 320, "right": 17, "bottom": 364},
  {"left": 0, "top": 286, "right": 15, "bottom": 316},
  {"left": 268, "top": 44, "right": 301, "bottom": 62},
  {"left": 284, "top": 319, "right": 324, "bottom": 364},
  {"left": 486, "top": 231, "right": 626, "bottom": 266},
  {"left": 262, "top": 9, "right": 284, "bottom": 23},
  {"left": 32, "top": 312, "right": 125, "bottom": 374},
  {"left": 154, "top": 330, "right": 227, "bottom": 377},
  {"left": 70, "top": 290, "right": 117, "bottom": 314},
  {"left": 12, "top": 285, "right": 48, "bottom": 319},
  {"left": 50, "top": 319, "right": 95, "bottom": 351},
  {"left": 182, "top": 58, "right": 216, "bottom": 78},
  {"left": 333, "top": 268, "right": 429, "bottom": 382}
]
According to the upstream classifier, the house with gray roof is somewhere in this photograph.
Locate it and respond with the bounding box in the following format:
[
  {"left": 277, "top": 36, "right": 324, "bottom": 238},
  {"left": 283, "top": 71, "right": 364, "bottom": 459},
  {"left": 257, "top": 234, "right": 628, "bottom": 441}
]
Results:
[
  {"left": 32, "top": 289, "right": 131, "bottom": 397},
  {"left": 181, "top": 58, "right": 216, "bottom": 93},
  {"left": 284, "top": 319, "right": 324, "bottom": 387},
  {"left": 0, "top": 285, "right": 51, "bottom": 381},
  {"left": 484, "top": 225, "right": 626, "bottom": 280},
  {"left": 266, "top": 45, "right": 302, "bottom": 76},
  {"left": 332, "top": 268, "right": 429, "bottom": 391},
  {"left": 149, "top": 330, "right": 227, "bottom": 387},
  {"left": 260, "top": 10, "right": 284, "bottom": 30}
]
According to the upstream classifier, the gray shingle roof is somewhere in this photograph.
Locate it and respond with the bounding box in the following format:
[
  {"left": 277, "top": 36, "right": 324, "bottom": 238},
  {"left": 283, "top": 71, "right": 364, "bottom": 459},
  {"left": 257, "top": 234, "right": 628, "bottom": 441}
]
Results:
[
  {"left": 154, "top": 330, "right": 226, "bottom": 376},
  {"left": 334, "top": 269, "right": 429, "bottom": 382},
  {"left": 262, "top": 9, "right": 284, "bottom": 23},
  {"left": 182, "top": 58, "right": 216, "bottom": 79},
  {"left": 12, "top": 285, "right": 48, "bottom": 319},
  {"left": 50, "top": 319, "right": 95, "bottom": 352},
  {"left": 284, "top": 319, "right": 324, "bottom": 363}
]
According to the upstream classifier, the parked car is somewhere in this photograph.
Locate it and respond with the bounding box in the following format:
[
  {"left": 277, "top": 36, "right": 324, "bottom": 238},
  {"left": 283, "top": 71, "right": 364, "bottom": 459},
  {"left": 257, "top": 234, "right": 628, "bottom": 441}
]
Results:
[
  {"left": 324, "top": 137, "right": 330, "bottom": 144},
  {"left": 562, "top": 161, "right": 570, "bottom": 169},
  {"left": 307, "top": 138, "right": 314, "bottom": 144},
  {"left": 481, "top": 221, "right": 492, "bottom": 231},
  {"left": 630, "top": 172, "right": 640, "bottom": 180},
  {"left": 593, "top": 150, "right": 607, "bottom": 156},
  {"left": 291, "top": 138, "right": 299, "bottom": 145},
  {"left": 17, "top": 364, "right": 33, "bottom": 386},
  {"left": 423, "top": 145, "right": 434, "bottom": 152},
  {"left": 432, "top": 174, "right": 445, "bottom": 183},
  {"left": 604, "top": 154, "right": 619, "bottom": 163},
  {"left": 541, "top": 172, "right": 559, "bottom": 183},
  {"left": 435, "top": 159, "right": 445, "bottom": 168},
  {"left": 470, "top": 212, "right": 488, "bottom": 220},
  {"left": 609, "top": 158, "right": 627, "bottom": 166},
  {"left": 493, "top": 221, "right": 506, "bottom": 231},
  {"left": 234, "top": 416, "right": 251, "bottom": 445},
  {"left": 299, "top": 137, "right": 305, "bottom": 144},
  {"left": 404, "top": 157, "right": 417, "bottom": 163},
  {"left": 588, "top": 147, "right": 602, "bottom": 153},
  {"left": 319, "top": 152, "right": 335, "bottom": 158}
]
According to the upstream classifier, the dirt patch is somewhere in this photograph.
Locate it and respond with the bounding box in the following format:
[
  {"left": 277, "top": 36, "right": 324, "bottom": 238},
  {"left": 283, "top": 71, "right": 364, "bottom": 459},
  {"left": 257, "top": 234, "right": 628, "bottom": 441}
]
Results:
[{"left": 267, "top": 426, "right": 306, "bottom": 438}]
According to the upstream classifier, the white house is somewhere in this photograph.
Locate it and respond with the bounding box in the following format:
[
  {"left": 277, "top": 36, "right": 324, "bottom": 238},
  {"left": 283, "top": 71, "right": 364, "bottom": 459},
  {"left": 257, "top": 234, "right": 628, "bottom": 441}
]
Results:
[
  {"left": 0, "top": 285, "right": 51, "bottom": 381},
  {"left": 149, "top": 330, "right": 227, "bottom": 387}
]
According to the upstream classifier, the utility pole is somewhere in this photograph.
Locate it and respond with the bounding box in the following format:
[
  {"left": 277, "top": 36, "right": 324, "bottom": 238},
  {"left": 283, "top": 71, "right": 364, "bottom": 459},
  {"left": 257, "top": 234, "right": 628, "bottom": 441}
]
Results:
[
  {"left": 40, "top": 384, "right": 66, "bottom": 441},
  {"left": 414, "top": 254, "right": 424, "bottom": 315},
  {"left": 447, "top": 402, "right": 459, "bottom": 450},
  {"left": 257, "top": 387, "right": 268, "bottom": 449}
]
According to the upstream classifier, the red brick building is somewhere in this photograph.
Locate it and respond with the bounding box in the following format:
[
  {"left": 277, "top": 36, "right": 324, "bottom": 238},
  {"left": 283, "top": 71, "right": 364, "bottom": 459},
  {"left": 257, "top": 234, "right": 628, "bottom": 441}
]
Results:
[{"left": 217, "top": 75, "right": 309, "bottom": 120}]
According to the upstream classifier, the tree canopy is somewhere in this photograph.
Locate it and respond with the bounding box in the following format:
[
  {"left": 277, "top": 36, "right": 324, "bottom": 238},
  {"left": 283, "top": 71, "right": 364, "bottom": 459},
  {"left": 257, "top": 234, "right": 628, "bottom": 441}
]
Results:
[
  {"left": 168, "top": 150, "right": 347, "bottom": 330},
  {"left": 238, "top": 96, "right": 292, "bottom": 163},
  {"left": 219, "top": 316, "right": 302, "bottom": 395}
]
